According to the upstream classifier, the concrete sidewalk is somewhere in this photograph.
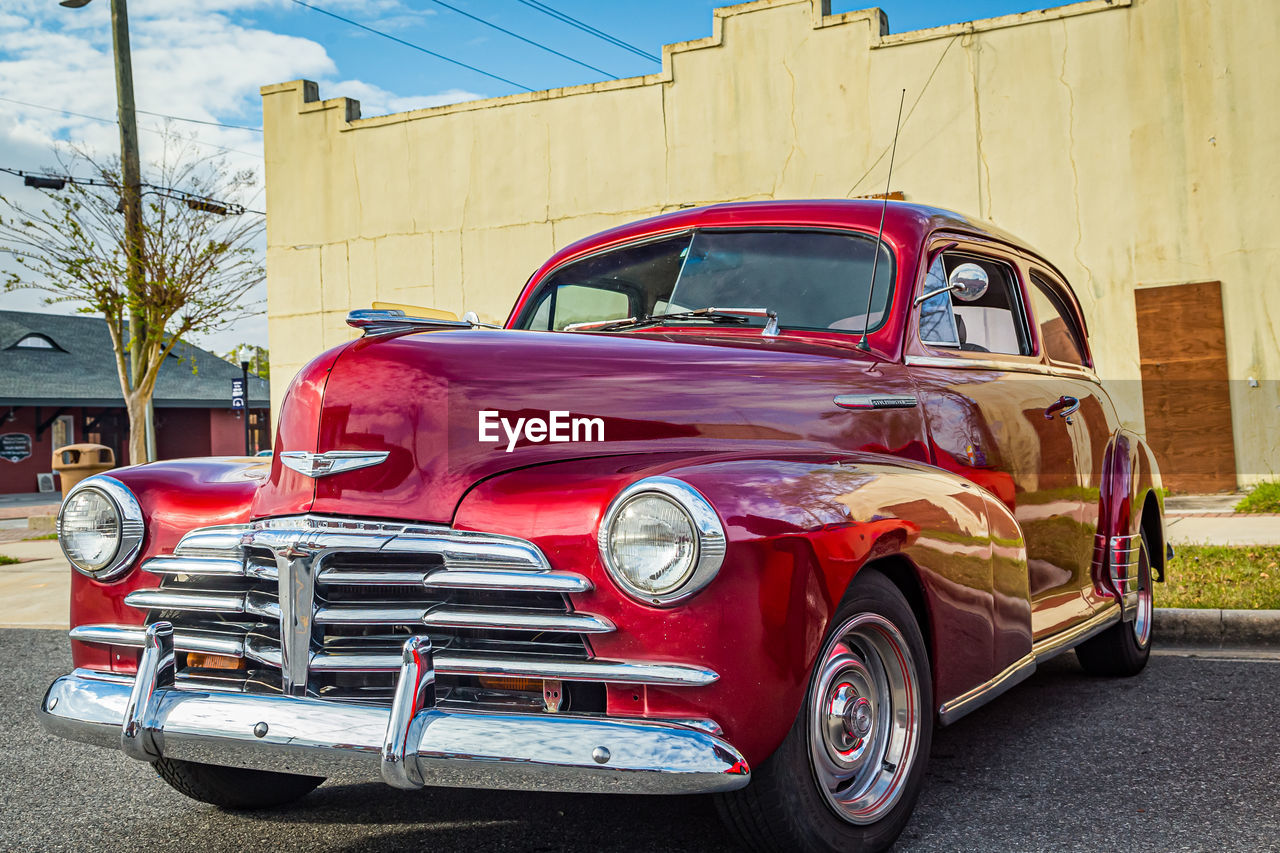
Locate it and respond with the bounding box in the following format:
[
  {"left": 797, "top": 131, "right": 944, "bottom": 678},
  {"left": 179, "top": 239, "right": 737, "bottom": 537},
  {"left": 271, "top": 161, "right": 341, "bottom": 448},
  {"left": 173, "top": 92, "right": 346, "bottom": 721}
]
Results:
[
  {"left": 1166, "top": 515, "right": 1280, "bottom": 546},
  {"left": 1163, "top": 492, "right": 1280, "bottom": 546},
  {"left": 0, "top": 539, "right": 68, "bottom": 629}
]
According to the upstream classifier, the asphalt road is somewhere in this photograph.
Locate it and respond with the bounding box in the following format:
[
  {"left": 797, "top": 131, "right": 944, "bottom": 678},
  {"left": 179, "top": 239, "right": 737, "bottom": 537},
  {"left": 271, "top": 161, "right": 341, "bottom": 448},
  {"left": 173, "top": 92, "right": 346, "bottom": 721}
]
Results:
[{"left": 3, "top": 629, "right": 1278, "bottom": 852}]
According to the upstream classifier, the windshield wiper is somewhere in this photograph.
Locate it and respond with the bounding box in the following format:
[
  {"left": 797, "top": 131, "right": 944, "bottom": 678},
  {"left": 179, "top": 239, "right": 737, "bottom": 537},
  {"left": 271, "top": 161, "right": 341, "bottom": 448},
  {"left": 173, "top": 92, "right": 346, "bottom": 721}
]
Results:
[{"left": 565, "top": 307, "right": 779, "bottom": 335}]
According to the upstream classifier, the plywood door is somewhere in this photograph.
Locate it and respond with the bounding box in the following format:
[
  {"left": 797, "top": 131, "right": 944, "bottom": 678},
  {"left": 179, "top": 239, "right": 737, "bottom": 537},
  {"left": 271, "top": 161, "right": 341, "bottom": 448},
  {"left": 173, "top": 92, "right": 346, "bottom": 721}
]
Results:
[{"left": 1134, "top": 281, "right": 1237, "bottom": 493}]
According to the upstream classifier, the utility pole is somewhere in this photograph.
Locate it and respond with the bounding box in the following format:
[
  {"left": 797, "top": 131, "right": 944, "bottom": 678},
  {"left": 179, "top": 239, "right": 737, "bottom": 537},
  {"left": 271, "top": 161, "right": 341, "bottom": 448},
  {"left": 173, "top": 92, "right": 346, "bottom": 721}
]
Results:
[
  {"left": 239, "top": 348, "right": 253, "bottom": 455},
  {"left": 62, "top": 0, "right": 155, "bottom": 462}
]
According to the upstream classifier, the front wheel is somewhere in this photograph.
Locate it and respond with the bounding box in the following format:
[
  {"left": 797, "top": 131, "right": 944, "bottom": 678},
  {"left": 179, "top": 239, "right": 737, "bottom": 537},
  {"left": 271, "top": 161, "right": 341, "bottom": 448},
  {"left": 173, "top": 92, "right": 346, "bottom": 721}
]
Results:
[
  {"left": 716, "top": 570, "right": 933, "bottom": 853},
  {"left": 154, "top": 758, "right": 325, "bottom": 809}
]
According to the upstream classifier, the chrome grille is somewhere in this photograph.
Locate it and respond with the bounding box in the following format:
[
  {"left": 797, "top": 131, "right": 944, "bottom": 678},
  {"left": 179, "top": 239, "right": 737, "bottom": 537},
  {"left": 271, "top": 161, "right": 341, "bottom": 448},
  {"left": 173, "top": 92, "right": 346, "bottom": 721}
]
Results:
[{"left": 73, "top": 515, "right": 717, "bottom": 711}]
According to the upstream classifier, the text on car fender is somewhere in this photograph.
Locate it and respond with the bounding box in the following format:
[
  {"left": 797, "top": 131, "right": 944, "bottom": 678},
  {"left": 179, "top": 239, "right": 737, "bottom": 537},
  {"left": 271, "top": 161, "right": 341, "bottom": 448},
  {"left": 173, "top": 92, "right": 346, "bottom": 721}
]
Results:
[{"left": 478, "top": 410, "right": 605, "bottom": 452}]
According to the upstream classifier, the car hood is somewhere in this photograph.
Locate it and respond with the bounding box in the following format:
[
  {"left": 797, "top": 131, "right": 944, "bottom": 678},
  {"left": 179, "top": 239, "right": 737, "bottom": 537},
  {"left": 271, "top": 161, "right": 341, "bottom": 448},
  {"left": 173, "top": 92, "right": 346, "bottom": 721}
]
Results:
[{"left": 254, "top": 328, "right": 920, "bottom": 524}]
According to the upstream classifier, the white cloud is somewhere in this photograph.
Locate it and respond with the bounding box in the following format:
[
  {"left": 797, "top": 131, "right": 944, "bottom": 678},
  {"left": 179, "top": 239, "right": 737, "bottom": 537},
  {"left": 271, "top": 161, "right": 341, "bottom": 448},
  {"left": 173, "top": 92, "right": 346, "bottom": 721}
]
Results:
[{"left": 0, "top": 0, "right": 468, "bottom": 354}]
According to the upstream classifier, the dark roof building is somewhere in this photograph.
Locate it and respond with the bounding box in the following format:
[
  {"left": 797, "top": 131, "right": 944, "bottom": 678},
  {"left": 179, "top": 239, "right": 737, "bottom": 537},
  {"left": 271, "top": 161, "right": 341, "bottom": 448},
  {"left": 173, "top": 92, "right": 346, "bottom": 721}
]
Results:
[
  {"left": 0, "top": 310, "right": 268, "bottom": 407},
  {"left": 0, "top": 310, "right": 270, "bottom": 494}
]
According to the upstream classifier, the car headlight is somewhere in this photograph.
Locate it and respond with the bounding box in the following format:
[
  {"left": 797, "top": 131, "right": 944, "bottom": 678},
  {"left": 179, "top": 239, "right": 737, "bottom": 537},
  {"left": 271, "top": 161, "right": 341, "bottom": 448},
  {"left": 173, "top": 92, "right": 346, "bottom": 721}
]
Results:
[
  {"left": 58, "top": 476, "right": 145, "bottom": 580},
  {"left": 598, "top": 476, "right": 726, "bottom": 605}
]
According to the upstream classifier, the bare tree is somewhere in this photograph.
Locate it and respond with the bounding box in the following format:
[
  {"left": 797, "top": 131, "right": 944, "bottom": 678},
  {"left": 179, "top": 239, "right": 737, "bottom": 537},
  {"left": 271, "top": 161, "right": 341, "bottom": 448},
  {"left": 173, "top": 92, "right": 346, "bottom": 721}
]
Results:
[{"left": 0, "top": 136, "right": 263, "bottom": 464}]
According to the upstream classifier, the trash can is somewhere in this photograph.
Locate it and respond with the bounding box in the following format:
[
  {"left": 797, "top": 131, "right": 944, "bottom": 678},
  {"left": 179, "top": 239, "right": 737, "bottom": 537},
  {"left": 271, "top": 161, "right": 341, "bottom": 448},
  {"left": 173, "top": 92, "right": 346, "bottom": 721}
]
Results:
[{"left": 52, "top": 443, "right": 116, "bottom": 497}]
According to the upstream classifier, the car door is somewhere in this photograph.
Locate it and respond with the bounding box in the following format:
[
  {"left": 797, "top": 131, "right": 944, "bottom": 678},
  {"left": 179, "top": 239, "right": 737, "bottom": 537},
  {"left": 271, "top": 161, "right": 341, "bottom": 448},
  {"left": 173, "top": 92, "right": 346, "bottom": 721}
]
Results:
[
  {"left": 905, "top": 237, "right": 1094, "bottom": 643},
  {"left": 1023, "top": 266, "right": 1122, "bottom": 614}
]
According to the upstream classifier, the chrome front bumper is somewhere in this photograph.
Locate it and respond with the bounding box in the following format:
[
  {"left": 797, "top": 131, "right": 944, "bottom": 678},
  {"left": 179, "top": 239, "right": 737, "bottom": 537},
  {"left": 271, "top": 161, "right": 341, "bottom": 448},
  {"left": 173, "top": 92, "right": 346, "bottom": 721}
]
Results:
[{"left": 40, "top": 624, "right": 749, "bottom": 795}]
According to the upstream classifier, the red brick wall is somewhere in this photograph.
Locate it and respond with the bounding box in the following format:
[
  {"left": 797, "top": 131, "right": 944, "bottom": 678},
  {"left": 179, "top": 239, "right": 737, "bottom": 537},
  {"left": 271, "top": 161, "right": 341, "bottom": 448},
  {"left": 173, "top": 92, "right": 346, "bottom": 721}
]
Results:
[
  {"left": 0, "top": 407, "right": 63, "bottom": 495},
  {"left": 154, "top": 408, "right": 212, "bottom": 461},
  {"left": 210, "top": 408, "right": 247, "bottom": 456}
]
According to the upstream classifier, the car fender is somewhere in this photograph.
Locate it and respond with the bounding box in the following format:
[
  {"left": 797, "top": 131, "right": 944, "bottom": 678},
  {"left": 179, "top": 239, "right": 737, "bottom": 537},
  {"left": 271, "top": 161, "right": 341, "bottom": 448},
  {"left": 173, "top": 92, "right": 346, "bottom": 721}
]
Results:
[
  {"left": 66, "top": 458, "right": 268, "bottom": 672},
  {"left": 454, "top": 450, "right": 1030, "bottom": 766},
  {"left": 1098, "top": 428, "right": 1167, "bottom": 585}
]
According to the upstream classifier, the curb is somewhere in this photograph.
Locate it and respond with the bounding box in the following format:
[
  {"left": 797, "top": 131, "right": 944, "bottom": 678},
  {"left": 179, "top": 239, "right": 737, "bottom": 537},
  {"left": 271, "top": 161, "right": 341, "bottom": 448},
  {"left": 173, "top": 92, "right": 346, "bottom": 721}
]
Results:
[{"left": 1155, "top": 608, "right": 1280, "bottom": 647}]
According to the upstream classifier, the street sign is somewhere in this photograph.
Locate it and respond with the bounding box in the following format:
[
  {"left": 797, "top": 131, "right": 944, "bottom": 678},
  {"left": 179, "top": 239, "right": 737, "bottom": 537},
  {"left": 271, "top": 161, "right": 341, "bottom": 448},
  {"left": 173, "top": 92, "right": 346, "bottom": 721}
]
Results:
[{"left": 231, "top": 378, "right": 246, "bottom": 411}]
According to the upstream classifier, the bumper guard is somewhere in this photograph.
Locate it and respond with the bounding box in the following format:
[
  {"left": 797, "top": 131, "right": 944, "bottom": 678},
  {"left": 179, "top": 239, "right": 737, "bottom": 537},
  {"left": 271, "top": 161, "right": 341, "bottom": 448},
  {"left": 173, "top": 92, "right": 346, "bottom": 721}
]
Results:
[{"left": 41, "top": 623, "right": 750, "bottom": 795}]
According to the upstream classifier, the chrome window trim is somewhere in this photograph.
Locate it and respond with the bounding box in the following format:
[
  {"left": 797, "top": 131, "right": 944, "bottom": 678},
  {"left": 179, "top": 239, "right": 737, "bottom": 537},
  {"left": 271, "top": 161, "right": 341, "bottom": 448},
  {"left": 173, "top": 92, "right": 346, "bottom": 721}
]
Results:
[
  {"left": 903, "top": 353, "right": 1102, "bottom": 385},
  {"left": 597, "top": 476, "right": 727, "bottom": 607},
  {"left": 1026, "top": 267, "right": 1096, "bottom": 370},
  {"left": 514, "top": 225, "right": 898, "bottom": 337},
  {"left": 57, "top": 475, "right": 145, "bottom": 582},
  {"left": 913, "top": 248, "right": 1033, "bottom": 358}
]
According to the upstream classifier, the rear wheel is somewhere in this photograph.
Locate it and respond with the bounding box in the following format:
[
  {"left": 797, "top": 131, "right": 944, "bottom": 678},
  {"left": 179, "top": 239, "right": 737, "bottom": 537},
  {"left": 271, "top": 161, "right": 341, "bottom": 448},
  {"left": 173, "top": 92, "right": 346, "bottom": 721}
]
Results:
[
  {"left": 716, "top": 570, "right": 933, "bottom": 853},
  {"left": 154, "top": 758, "right": 324, "bottom": 809},
  {"left": 1075, "top": 530, "right": 1153, "bottom": 677}
]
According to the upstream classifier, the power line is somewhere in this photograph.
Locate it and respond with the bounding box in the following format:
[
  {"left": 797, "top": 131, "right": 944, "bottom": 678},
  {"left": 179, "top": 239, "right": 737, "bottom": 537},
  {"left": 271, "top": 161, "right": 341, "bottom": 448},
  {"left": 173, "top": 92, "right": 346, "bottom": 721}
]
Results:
[
  {"left": 0, "top": 96, "right": 263, "bottom": 158},
  {"left": 136, "top": 109, "right": 261, "bottom": 133},
  {"left": 426, "top": 0, "right": 619, "bottom": 79},
  {"left": 0, "top": 95, "right": 261, "bottom": 134},
  {"left": 0, "top": 166, "right": 264, "bottom": 216},
  {"left": 511, "top": 0, "right": 661, "bottom": 64},
  {"left": 290, "top": 0, "right": 535, "bottom": 93}
]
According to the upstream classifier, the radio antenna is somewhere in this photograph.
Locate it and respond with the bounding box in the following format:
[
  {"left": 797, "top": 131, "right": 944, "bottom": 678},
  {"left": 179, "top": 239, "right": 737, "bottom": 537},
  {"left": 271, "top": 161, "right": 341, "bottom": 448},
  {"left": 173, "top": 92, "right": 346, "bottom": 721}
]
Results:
[{"left": 856, "top": 88, "right": 907, "bottom": 353}]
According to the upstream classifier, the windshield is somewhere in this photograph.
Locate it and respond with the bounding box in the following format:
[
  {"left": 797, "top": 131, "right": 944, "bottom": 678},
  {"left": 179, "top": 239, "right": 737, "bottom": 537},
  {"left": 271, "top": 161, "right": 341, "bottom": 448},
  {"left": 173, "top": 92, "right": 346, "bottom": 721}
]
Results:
[{"left": 514, "top": 229, "right": 895, "bottom": 334}]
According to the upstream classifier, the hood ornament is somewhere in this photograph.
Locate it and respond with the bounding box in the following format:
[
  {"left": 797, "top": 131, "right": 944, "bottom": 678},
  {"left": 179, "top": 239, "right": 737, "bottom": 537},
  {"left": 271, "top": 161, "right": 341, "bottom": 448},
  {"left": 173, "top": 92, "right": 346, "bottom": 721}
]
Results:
[{"left": 279, "top": 450, "right": 390, "bottom": 478}]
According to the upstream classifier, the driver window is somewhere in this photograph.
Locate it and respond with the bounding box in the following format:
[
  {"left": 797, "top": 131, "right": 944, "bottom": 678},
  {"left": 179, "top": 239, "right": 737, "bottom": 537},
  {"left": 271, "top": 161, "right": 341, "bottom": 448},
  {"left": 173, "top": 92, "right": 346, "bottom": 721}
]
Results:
[{"left": 918, "top": 253, "right": 1029, "bottom": 356}]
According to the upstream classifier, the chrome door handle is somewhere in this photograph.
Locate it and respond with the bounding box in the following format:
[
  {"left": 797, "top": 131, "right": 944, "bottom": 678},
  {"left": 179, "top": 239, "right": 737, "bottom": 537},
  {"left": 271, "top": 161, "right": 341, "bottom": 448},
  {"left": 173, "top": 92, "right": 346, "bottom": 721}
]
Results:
[{"left": 1044, "top": 395, "right": 1080, "bottom": 425}]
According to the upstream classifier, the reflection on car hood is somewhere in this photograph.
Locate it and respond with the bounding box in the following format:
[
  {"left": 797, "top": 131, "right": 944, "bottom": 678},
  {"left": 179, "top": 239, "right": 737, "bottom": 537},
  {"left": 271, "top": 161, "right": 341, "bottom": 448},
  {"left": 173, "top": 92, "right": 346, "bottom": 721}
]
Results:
[{"left": 260, "top": 328, "right": 917, "bottom": 524}]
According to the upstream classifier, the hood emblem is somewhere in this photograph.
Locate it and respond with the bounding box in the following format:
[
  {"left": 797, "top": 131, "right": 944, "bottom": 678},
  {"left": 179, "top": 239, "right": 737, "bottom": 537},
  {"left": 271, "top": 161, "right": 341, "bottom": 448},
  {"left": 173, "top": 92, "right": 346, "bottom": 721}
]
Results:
[{"left": 279, "top": 450, "right": 390, "bottom": 478}]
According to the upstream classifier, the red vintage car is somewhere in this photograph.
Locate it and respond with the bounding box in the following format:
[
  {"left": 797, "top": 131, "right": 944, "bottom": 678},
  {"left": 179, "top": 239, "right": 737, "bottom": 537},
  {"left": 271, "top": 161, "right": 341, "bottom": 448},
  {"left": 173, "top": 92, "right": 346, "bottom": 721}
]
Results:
[{"left": 41, "top": 201, "right": 1165, "bottom": 853}]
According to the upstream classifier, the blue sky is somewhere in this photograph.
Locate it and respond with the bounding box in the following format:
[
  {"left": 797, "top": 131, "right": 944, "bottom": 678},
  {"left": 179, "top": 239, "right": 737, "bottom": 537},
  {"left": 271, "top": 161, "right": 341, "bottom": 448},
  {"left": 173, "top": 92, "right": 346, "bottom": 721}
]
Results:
[
  {"left": 243, "top": 0, "right": 1047, "bottom": 114},
  {"left": 0, "top": 0, "right": 1049, "bottom": 350}
]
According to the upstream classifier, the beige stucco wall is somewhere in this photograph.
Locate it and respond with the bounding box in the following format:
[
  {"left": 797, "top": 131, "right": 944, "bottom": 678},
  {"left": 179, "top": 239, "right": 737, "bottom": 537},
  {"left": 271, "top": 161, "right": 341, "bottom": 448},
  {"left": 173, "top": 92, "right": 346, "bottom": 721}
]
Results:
[{"left": 261, "top": 0, "right": 1280, "bottom": 485}]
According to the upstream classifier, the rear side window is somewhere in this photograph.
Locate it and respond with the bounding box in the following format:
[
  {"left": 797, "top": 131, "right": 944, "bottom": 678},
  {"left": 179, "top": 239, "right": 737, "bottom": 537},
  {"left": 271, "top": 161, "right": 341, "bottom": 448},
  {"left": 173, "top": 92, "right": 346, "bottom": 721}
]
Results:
[
  {"left": 1028, "top": 272, "right": 1087, "bottom": 366},
  {"left": 918, "top": 253, "right": 1029, "bottom": 356}
]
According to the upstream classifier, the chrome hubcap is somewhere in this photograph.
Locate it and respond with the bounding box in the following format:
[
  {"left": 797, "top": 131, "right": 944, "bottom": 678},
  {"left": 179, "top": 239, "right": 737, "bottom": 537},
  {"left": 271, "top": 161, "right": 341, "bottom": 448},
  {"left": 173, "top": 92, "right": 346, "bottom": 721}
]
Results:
[
  {"left": 808, "top": 613, "right": 920, "bottom": 825},
  {"left": 1133, "top": 542, "right": 1153, "bottom": 647}
]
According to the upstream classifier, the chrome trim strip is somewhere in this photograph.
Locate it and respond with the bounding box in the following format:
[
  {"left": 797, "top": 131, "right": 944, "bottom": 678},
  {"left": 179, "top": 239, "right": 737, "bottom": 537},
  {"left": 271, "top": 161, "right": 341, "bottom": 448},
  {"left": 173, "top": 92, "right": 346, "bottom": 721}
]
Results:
[
  {"left": 120, "top": 623, "right": 174, "bottom": 762},
  {"left": 173, "top": 525, "right": 250, "bottom": 556},
  {"left": 124, "top": 588, "right": 280, "bottom": 621},
  {"left": 309, "top": 650, "right": 718, "bottom": 686},
  {"left": 142, "top": 556, "right": 252, "bottom": 578},
  {"left": 275, "top": 545, "right": 315, "bottom": 697},
  {"left": 937, "top": 605, "right": 1124, "bottom": 725},
  {"left": 316, "top": 567, "right": 592, "bottom": 593},
  {"left": 1030, "top": 604, "right": 1123, "bottom": 663},
  {"left": 937, "top": 654, "right": 1036, "bottom": 726},
  {"left": 40, "top": 668, "right": 749, "bottom": 794},
  {"left": 347, "top": 308, "right": 482, "bottom": 337},
  {"left": 904, "top": 353, "right": 1103, "bottom": 385},
  {"left": 73, "top": 624, "right": 718, "bottom": 686},
  {"left": 833, "top": 394, "right": 918, "bottom": 410},
  {"left": 380, "top": 536, "right": 547, "bottom": 570},
  {"left": 313, "top": 605, "right": 615, "bottom": 634},
  {"left": 71, "top": 624, "right": 246, "bottom": 657}
]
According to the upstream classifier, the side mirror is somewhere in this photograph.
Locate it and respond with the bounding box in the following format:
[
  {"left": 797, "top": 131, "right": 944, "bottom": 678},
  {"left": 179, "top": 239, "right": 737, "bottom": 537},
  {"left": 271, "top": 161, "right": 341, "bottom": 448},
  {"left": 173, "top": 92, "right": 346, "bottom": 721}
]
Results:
[{"left": 948, "top": 263, "right": 989, "bottom": 302}]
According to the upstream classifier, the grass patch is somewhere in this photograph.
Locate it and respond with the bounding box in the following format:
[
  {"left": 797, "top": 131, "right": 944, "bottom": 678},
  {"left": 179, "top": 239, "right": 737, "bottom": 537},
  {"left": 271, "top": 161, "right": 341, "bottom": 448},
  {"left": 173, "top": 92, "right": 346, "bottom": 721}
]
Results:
[
  {"left": 1235, "top": 481, "right": 1280, "bottom": 513},
  {"left": 1158, "top": 545, "right": 1280, "bottom": 609},
  {"left": 0, "top": 555, "right": 19, "bottom": 566},
  {"left": 23, "top": 532, "right": 57, "bottom": 540}
]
